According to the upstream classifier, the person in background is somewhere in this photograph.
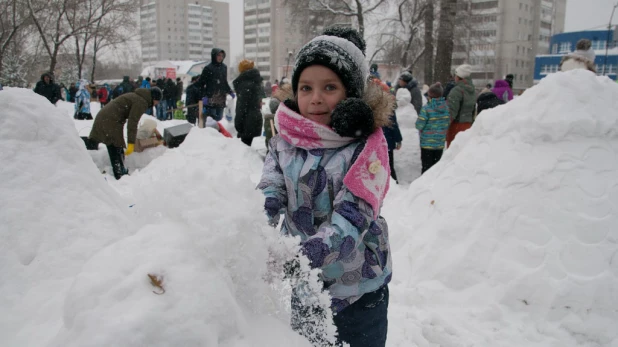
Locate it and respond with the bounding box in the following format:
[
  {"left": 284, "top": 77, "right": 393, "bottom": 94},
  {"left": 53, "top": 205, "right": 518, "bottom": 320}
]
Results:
[
  {"left": 205, "top": 116, "right": 232, "bottom": 138},
  {"left": 69, "top": 82, "right": 78, "bottom": 103},
  {"left": 262, "top": 82, "right": 292, "bottom": 150},
  {"left": 416, "top": 82, "right": 450, "bottom": 173},
  {"left": 198, "top": 48, "right": 234, "bottom": 121},
  {"left": 233, "top": 59, "right": 265, "bottom": 146},
  {"left": 141, "top": 77, "right": 151, "bottom": 89},
  {"left": 559, "top": 39, "right": 596, "bottom": 73},
  {"left": 135, "top": 118, "right": 164, "bottom": 153},
  {"left": 504, "top": 74, "right": 514, "bottom": 89},
  {"left": 446, "top": 64, "right": 476, "bottom": 148},
  {"left": 476, "top": 89, "right": 505, "bottom": 116},
  {"left": 492, "top": 79, "right": 513, "bottom": 103},
  {"left": 264, "top": 80, "right": 272, "bottom": 97},
  {"left": 112, "top": 76, "right": 134, "bottom": 100},
  {"left": 34, "top": 72, "right": 62, "bottom": 105},
  {"left": 271, "top": 79, "right": 279, "bottom": 95},
  {"left": 258, "top": 27, "right": 393, "bottom": 347},
  {"left": 74, "top": 80, "right": 93, "bottom": 120},
  {"left": 442, "top": 73, "right": 457, "bottom": 99},
  {"left": 164, "top": 78, "right": 176, "bottom": 120},
  {"left": 175, "top": 77, "right": 183, "bottom": 105},
  {"left": 396, "top": 71, "right": 422, "bottom": 115},
  {"left": 0, "top": 82, "right": 3, "bottom": 90},
  {"left": 89, "top": 87, "right": 162, "bottom": 180},
  {"left": 382, "top": 107, "right": 403, "bottom": 184},
  {"left": 98, "top": 83, "right": 110, "bottom": 107},
  {"left": 173, "top": 99, "right": 185, "bottom": 120},
  {"left": 60, "top": 83, "right": 69, "bottom": 102},
  {"left": 185, "top": 75, "right": 201, "bottom": 125}
]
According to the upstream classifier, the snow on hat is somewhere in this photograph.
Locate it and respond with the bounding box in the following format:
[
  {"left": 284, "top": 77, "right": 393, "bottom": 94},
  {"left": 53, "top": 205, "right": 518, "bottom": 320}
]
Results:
[
  {"left": 560, "top": 39, "right": 596, "bottom": 72},
  {"left": 238, "top": 59, "right": 255, "bottom": 74},
  {"left": 455, "top": 64, "right": 472, "bottom": 78},
  {"left": 399, "top": 71, "right": 413, "bottom": 83},
  {"left": 428, "top": 82, "right": 443, "bottom": 98},
  {"left": 292, "top": 26, "right": 368, "bottom": 99}
]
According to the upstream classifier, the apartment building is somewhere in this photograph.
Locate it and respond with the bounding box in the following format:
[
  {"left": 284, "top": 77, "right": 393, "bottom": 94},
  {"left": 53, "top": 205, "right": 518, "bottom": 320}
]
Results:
[
  {"left": 244, "top": 0, "right": 322, "bottom": 82},
  {"left": 452, "top": 0, "right": 566, "bottom": 91},
  {"left": 139, "top": 0, "right": 230, "bottom": 68}
]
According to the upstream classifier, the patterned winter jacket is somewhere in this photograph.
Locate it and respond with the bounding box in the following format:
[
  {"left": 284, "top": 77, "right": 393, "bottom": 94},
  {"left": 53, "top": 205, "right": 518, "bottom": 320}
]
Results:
[
  {"left": 258, "top": 97, "right": 393, "bottom": 313},
  {"left": 416, "top": 97, "right": 450, "bottom": 149}
]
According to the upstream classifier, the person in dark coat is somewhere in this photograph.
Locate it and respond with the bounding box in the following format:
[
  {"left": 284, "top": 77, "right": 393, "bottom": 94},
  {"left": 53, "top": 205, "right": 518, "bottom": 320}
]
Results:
[
  {"left": 34, "top": 72, "right": 62, "bottom": 105},
  {"left": 382, "top": 112, "right": 403, "bottom": 184},
  {"left": 89, "top": 87, "right": 162, "bottom": 180},
  {"left": 476, "top": 90, "right": 505, "bottom": 116},
  {"left": 175, "top": 77, "right": 183, "bottom": 103},
  {"left": 233, "top": 59, "right": 265, "bottom": 146},
  {"left": 198, "top": 48, "right": 234, "bottom": 121},
  {"left": 162, "top": 78, "right": 176, "bottom": 120},
  {"left": 112, "top": 76, "right": 134, "bottom": 99},
  {"left": 185, "top": 75, "right": 201, "bottom": 125},
  {"left": 69, "top": 83, "right": 78, "bottom": 102},
  {"left": 396, "top": 71, "right": 422, "bottom": 115}
]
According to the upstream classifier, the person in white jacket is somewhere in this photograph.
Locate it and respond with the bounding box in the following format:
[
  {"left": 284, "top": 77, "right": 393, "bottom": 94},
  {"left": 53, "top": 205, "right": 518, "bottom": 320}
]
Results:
[{"left": 393, "top": 88, "right": 418, "bottom": 129}]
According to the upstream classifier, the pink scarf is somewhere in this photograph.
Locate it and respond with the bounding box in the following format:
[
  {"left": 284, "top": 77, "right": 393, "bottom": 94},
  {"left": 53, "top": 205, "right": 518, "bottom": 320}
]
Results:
[{"left": 275, "top": 102, "right": 390, "bottom": 219}]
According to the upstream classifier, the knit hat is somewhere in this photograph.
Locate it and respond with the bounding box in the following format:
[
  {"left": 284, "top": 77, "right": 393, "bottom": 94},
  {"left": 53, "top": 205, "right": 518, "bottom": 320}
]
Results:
[
  {"left": 427, "top": 82, "right": 443, "bottom": 98},
  {"left": 291, "top": 26, "right": 368, "bottom": 99},
  {"left": 238, "top": 59, "right": 255, "bottom": 74},
  {"left": 291, "top": 27, "right": 375, "bottom": 138},
  {"left": 398, "top": 71, "right": 413, "bottom": 83},
  {"left": 455, "top": 64, "right": 472, "bottom": 78}
]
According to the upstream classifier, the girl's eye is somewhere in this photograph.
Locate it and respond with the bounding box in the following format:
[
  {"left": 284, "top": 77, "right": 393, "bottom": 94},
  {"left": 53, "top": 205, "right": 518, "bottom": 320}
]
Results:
[
  {"left": 300, "top": 85, "right": 311, "bottom": 92},
  {"left": 325, "top": 84, "right": 337, "bottom": 91}
]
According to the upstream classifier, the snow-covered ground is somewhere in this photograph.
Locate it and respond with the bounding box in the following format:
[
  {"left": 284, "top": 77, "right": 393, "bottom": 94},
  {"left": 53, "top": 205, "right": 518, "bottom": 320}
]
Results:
[{"left": 1, "top": 68, "right": 617, "bottom": 346}]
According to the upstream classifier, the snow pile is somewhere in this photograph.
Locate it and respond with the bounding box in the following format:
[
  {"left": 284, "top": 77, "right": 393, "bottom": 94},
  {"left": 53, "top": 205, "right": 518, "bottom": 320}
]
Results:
[
  {"left": 50, "top": 129, "right": 313, "bottom": 346},
  {"left": 385, "top": 70, "right": 618, "bottom": 346},
  {"left": 0, "top": 88, "right": 133, "bottom": 345}
]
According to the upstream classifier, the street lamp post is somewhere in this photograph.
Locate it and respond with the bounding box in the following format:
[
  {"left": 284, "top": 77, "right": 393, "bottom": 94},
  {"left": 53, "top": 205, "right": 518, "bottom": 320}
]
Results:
[
  {"left": 285, "top": 50, "right": 294, "bottom": 78},
  {"left": 602, "top": 3, "right": 618, "bottom": 76}
]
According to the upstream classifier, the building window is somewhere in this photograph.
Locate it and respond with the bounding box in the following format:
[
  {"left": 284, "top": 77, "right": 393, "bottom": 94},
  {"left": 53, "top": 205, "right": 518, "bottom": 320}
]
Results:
[
  {"left": 552, "top": 44, "right": 558, "bottom": 54},
  {"left": 591, "top": 40, "right": 606, "bottom": 50},
  {"left": 559, "top": 42, "right": 571, "bottom": 53}
]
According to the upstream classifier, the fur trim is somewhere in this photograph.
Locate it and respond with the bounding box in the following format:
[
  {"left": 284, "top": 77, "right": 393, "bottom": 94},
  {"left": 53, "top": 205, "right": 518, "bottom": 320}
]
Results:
[
  {"left": 560, "top": 55, "right": 596, "bottom": 73},
  {"left": 363, "top": 80, "right": 394, "bottom": 129},
  {"left": 273, "top": 83, "right": 293, "bottom": 102}
]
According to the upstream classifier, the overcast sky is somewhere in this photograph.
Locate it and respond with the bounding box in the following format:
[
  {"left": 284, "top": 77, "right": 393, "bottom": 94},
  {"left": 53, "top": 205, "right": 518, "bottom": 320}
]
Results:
[{"left": 224, "top": 0, "right": 618, "bottom": 65}]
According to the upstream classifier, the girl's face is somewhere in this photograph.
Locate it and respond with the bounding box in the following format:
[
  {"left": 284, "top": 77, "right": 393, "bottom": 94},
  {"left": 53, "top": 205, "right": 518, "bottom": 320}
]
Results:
[{"left": 297, "top": 65, "right": 346, "bottom": 126}]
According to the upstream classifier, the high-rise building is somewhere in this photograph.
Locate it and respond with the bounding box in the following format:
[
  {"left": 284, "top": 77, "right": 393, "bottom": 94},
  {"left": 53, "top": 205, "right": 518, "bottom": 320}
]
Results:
[
  {"left": 243, "top": 0, "right": 316, "bottom": 83},
  {"left": 452, "top": 0, "right": 566, "bottom": 91},
  {"left": 139, "top": 0, "right": 230, "bottom": 67}
]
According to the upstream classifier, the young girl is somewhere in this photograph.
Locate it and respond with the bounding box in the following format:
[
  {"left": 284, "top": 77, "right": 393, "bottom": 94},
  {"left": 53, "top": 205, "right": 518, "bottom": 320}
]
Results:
[
  {"left": 74, "top": 80, "right": 93, "bottom": 120},
  {"left": 258, "top": 27, "right": 394, "bottom": 347}
]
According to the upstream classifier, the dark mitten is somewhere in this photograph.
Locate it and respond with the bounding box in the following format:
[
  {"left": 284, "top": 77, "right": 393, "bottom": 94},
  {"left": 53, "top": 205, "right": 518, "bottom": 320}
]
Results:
[{"left": 331, "top": 98, "right": 374, "bottom": 138}]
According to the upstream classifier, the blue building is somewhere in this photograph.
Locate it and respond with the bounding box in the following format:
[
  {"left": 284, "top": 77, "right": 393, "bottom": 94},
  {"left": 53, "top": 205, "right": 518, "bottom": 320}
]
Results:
[{"left": 534, "top": 30, "right": 618, "bottom": 83}]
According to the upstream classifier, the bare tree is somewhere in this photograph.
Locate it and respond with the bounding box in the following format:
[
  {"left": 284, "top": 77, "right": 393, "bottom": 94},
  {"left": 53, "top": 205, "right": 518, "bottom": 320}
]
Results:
[
  {"left": 434, "top": 0, "right": 458, "bottom": 84},
  {"left": 285, "top": 0, "right": 389, "bottom": 39},
  {"left": 371, "top": 0, "right": 425, "bottom": 73},
  {"left": 64, "top": 0, "right": 136, "bottom": 80},
  {"left": 0, "top": 0, "right": 33, "bottom": 75},
  {"left": 423, "top": 0, "right": 434, "bottom": 83},
  {"left": 27, "top": 0, "right": 107, "bottom": 73}
]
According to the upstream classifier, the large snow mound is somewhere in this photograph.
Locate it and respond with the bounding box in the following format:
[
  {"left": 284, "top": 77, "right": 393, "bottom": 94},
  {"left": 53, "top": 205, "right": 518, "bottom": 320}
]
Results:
[
  {"left": 0, "top": 88, "right": 133, "bottom": 345},
  {"left": 385, "top": 70, "right": 618, "bottom": 347},
  {"left": 51, "top": 129, "right": 312, "bottom": 346}
]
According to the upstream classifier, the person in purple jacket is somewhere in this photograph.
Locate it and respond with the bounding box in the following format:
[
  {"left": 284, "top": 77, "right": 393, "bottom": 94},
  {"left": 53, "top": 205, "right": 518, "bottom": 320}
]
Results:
[{"left": 492, "top": 79, "right": 513, "bottom": 103}]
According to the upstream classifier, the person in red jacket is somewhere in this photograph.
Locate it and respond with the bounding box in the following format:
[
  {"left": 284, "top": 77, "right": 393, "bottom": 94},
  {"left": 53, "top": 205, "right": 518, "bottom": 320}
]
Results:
[{"left": 98, "top": 84, "right": 110, "bottom": 106}]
